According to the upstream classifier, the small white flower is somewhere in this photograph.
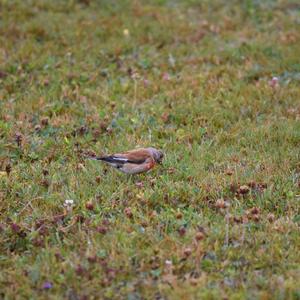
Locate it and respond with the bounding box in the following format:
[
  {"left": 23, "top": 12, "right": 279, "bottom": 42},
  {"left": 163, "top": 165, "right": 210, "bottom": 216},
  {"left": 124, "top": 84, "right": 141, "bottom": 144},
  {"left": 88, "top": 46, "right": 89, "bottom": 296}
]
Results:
[
  {"left": 64, "top": 199, "right": 74, "bottom": 205},
  {"left": 123, "top": 29, "right": 130, "bottom": 37},
  {"left": 165, "top": 260, "right": 172, "bottom": 266},
  {"left": 64, "top": 199, "right": 74, "bottom": 211},
  {"left": 269, "top": 76, "right": 279, "bottom": 88}
]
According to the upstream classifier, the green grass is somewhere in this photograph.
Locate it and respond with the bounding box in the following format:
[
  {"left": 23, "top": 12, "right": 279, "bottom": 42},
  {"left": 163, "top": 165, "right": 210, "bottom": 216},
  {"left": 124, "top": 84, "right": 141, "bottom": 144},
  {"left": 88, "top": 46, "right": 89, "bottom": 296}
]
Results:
[{"left": 1, "top": 0, "right": 300, "bottom": 299}]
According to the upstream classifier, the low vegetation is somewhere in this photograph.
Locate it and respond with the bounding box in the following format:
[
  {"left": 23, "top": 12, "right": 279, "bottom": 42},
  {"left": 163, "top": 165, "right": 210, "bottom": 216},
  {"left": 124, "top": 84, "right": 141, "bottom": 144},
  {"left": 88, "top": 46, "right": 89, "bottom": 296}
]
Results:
[{"left": 0, "top": 0, "right": 299, "bottom": 299}]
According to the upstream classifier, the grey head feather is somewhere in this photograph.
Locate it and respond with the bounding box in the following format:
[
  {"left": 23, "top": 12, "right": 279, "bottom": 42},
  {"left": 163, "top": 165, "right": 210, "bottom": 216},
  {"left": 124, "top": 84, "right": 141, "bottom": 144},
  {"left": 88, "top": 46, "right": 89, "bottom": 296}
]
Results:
[{"left": 146, "top": 147, "right": 164, "bottom": 163}]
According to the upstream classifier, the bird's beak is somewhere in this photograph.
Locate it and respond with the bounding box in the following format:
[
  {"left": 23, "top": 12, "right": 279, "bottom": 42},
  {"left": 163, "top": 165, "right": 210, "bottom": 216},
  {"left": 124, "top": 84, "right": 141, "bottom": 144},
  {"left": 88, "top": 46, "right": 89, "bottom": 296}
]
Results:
[{"left": 157, "top": 159, "right": 163, "bottom": 165}]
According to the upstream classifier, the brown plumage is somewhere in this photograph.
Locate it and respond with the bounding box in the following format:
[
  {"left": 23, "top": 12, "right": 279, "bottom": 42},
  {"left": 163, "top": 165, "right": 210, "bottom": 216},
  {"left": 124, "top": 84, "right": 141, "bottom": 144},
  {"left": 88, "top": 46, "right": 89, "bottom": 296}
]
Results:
[{"left": 87, "top": 147, "right": 164, "bottom": 175}]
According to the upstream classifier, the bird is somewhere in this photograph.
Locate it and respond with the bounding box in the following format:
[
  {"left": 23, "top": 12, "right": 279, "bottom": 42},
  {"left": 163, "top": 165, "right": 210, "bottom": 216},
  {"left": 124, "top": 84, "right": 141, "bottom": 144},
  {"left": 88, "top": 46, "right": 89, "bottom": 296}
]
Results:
[{"left": 86, "top": 147, "right": 164, "bottom": 175}]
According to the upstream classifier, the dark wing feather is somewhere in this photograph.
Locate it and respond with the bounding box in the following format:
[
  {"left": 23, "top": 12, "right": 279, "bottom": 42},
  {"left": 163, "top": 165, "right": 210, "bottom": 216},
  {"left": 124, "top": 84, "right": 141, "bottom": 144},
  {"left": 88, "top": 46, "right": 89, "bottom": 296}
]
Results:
[
  {"left": 126, "top": 158, "right": 147, "bottom": 164},
  {"left": 97, "top": 156, "right": 127, "bottom": 164},
  {"left": 96, "top": 155, "right": 146, "bottom": 165}
]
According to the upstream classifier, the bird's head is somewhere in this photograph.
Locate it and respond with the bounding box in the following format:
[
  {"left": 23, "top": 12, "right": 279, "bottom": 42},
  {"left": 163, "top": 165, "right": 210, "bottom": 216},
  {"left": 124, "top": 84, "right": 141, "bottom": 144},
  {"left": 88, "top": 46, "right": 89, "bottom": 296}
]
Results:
[{"left": 148, "top": 147, "right": 164, "bottom": 164}]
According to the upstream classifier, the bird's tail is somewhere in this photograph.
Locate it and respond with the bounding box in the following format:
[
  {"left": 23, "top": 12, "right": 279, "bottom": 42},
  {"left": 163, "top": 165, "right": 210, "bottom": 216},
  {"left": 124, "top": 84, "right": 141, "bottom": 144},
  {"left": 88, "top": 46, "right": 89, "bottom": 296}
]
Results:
[
  {"left": 84, "top": 155, "right": 104, "bottom": 161},
  {"left": 95, "top": 156, "right": 123, "bottom": 163}
]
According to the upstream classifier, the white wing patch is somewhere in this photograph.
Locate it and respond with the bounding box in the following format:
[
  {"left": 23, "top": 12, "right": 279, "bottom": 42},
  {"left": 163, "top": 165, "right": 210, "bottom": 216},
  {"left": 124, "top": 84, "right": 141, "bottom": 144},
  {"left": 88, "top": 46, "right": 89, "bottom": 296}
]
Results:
[{"left": 112, "top": 156, "right": 128, "bottom": 162}]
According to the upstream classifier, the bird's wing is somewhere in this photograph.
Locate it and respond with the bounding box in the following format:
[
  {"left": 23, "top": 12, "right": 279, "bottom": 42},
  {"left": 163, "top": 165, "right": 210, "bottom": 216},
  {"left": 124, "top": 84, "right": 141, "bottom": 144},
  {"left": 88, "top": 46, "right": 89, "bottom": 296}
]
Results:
[
  {"left": 90, "top": 149, "right": 152, "bottom": 165},
  {"left": 114, "top": 148, "right": 151, "bottom": 164}
]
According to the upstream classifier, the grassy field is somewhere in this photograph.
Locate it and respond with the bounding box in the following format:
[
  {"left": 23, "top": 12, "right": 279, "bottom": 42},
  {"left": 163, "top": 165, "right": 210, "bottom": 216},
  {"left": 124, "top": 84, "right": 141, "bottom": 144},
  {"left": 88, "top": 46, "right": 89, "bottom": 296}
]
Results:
[{"left": 1, "top": 0, "right": 300, "bottom": 299}]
